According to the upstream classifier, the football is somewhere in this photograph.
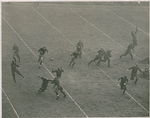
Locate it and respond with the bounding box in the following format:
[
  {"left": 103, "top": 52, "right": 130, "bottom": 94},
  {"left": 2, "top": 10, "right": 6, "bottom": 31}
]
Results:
[{"left": 50, "top": 58, "right": 54, "bottom": 61}]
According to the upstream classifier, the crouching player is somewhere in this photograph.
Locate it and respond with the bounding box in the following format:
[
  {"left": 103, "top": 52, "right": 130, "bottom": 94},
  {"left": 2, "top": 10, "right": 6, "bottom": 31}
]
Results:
[
  {"left": 118, "top": 75, "right": 128, "bottom": 94},
  {"left": 50, "top": 78, "right": 67, "bottom": 100}
]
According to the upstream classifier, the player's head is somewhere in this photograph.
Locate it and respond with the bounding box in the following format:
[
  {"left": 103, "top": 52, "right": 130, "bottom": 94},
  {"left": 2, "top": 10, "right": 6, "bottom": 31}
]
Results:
[
  {"left": 12, "top": 60, "right": 15, "bottom": 64},
  {"left": 124, "top": 75, "right": 127, "bottom": 78},
  {"left": 43, "top": 46, "right": 46, "bottom": 49}
]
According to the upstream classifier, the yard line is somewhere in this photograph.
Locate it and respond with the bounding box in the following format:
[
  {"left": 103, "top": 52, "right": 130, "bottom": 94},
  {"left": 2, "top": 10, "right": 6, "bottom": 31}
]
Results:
[
  {"left": 2, "top": 16, "right": 88, "bottom": 118},
  {"left": 70, "top": 8, "right": 143, "bottom": 61},
  {"left": 32, "top": 7, "right": 74, "bottom": 46},
  {"left": 107, "top": 9, "right": 149, "bottom": 36},
  {"left": 2, "top": 89, "right": 20, "bottom": 118},
  {"left": 32, "top": 8, "right": 149, "bottom": 114}
]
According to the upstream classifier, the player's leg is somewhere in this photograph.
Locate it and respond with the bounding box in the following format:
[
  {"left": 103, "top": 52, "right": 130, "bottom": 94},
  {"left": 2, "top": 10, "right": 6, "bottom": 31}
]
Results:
[
  {"left": 72, "top": 60, "right": 76, "bottom": 67},
  {"left": 12, "top": 71, "right": 16, "bottom": 83},
  {"left": 38, "top": 87, "right": 42, "bottom": 94},
  {"left": 88, "top": 56, "right": 98, "bottom": 66},
  {"left": 123, "top": 85, "right": 126, "bottom": 94},
  {"left": 38, "top": 54, "right": 41, "bottom": 62},
  {"left": 129, "top": 52, "right": 134, "bottom": 59},
  {"left": 79, "top": 50, "right": 82, "bottom": 58},
  {"left": 107, "top": 58, "right": 110, "bottom": 67},
  {"left": 134, "top": 74, "right": 138, "bottom": 85},
  {"left": 120, "top": 50, "right": 128, "bottom": 59},
  {"left": 60, "top": 86, "right": 66, "bottom": 98},
  {"left": 15, "top": 69, "right": 24, "bottom": 78},
  {"left": 88, "top": 59, "right": 94, "bottom": 66},
  {"left": 97, "top": 56, "right": 103, "bottom": 66},
  {"left": 39, "top": 56, "right": 43, "bottom": 69},
  {"left": 41, "top": 85, "right": 47, "bottom": 93},
  {"left": 55, "top": 86, "right": 60, "bottom": 100},
  {"left": 69, "top": 57, "right": 74, "bottom": 66},
  {"left": 130, "top": 73, "right": 134, "bottom": 80},
  {"left": 120, "top": 83, "right": 124, "bottom": 90}
]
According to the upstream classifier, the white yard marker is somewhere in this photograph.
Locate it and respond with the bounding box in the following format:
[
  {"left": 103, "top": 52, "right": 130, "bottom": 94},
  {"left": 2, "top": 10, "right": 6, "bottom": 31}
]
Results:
[
  {"left": 2, "top": 16, "right": 88, "bottom": 118},
  {"left": 31, "top": 8, "right": 149, "bottom": 114},
  {"left": 107, "top": 9, "right": 149, "bottom": 36},
  {"left": 2, "top": 89, "right": 20, "bottom": 118},
  {"left": 70, "top": 8, "right": 143, "bottom": 61}
]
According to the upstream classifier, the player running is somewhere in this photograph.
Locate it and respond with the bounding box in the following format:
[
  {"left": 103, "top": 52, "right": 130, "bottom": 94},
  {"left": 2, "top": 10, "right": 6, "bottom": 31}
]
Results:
[
  {"left": 88, "top": 48, "right": 105, "bottom": 66},
  {"left": 120, "top": 43, "right": 134, "bottom": 59},
  {"left": 127, "top": 64, "right": 142, "bottom": 85},
  {"left": 50, "top": 78, "right": 67, "bottom": 100},
  {"left": 52, "top": 67, "right": 64, "bottom": 87},
  {"left": 131, "top": 26, "right": 138, "bottom": 46},
  {"left": 52, "top": 67, "right": 64, "bottom": 79},
  {"left": 11, "top": 60, "right": 24, "bottom": 83},
  {"left": 76, "top": 40, "right": 84, "bottom": 58},
  {"left": 118, "top": 75, "right": 128, "bottom": 94},
  {"left": 38, "top": 46, "right": 49, "bottom": 69},
  {"left": 69, "top": 50, "right": 79, "bottom": 67},
  {"left": 98, "top": 50, "right": 112, "bottom": 67},
  {"left": 13, "top": 44, "right": 20, "bottom": 63},
  {"left": 36, "top": 76, "right": 51, "bottom": 94}
]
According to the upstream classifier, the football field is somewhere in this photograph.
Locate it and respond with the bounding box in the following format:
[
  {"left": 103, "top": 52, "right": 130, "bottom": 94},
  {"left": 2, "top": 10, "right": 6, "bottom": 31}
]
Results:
[{"left": 2, "top": 2, "right": 149, "bottom": 117}]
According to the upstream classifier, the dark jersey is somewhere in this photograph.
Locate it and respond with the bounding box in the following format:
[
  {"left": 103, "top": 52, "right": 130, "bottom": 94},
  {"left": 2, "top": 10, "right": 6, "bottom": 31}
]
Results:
[
  {"left": 71, "top": 52, "right": 78, "bottom": 58},
  {"left": 41, "top": 77, "right": 50, "bottom": 86},
  {"left": 77, "top": 42, "right": 83, "bottom": 48},
  {"left": 11, "top": 62, "right": 19, "bottom": 71},
  {"left": 13, "top": 45, "right": 19, "bottom": 53},
  {"left": 52, "top": 69, "right": 64, "bottom": 78},
  {"left": 76, "top": 46, "right": 81, "bottom": 52},
  {"left": 50, "top": 78, "right": 60, "bottom": 85},
  {"left": 127, "top": 44, "right": 134, "bottom": 51},
  {"left": 129, "top": 66, "right": 141, "bottom": 74},
  {"left": 118, "top": 77, "right": 128, "bottom": 84},
  {"left": 97, "top": 49, "right": 105, "bottom": 56},
  {"left": 38, "top": 48, "right": 48, "bottom": 55}
]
